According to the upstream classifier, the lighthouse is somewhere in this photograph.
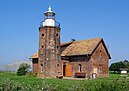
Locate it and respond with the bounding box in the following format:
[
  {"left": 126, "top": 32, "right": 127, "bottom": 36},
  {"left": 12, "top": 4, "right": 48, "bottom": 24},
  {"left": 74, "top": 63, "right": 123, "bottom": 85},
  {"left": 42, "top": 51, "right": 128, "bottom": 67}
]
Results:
[
  {"left": 38, "top": 7, "right": 62, "bottom": 78},
  {"left": 42, "top": 7, "right": 56, "bottom": 27}
]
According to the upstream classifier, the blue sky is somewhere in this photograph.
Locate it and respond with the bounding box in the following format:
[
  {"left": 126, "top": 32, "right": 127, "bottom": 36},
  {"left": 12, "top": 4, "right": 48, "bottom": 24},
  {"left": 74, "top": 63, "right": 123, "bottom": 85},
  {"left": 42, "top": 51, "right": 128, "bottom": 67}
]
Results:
[{"left": 0, "top": 0, "right": 129, "bottom": 65}]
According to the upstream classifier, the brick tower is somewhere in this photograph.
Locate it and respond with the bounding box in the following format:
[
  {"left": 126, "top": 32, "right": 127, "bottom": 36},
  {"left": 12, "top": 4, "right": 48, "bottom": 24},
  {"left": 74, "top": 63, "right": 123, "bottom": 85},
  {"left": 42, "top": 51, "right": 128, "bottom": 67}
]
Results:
[{"left": 38, "top": 7, "right": 62, "bottom": 78}]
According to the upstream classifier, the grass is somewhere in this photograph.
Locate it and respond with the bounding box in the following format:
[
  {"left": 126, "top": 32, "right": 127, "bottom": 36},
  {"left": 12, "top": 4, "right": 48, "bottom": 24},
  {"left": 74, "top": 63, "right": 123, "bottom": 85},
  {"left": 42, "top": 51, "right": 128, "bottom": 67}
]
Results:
[{"left": 0, "top": 72, "right": 129, "bottom": 91}]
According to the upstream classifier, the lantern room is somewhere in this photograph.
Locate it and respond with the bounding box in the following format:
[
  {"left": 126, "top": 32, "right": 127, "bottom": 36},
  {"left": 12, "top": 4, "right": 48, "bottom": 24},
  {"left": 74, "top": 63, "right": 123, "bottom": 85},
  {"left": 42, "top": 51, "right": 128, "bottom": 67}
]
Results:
[{"left": 41, "top": 6, "right": 59, "bottom": 27}]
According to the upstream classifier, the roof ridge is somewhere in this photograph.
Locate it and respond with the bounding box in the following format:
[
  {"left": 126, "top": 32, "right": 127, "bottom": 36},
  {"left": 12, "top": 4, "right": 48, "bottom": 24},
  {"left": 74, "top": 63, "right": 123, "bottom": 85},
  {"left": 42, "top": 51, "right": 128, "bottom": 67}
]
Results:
[
  {"left": 74, "top": 38, "right": 102, "bottom": 43},
  {"left": 60, "top": 41, "right": 73, "bottom": 46}
]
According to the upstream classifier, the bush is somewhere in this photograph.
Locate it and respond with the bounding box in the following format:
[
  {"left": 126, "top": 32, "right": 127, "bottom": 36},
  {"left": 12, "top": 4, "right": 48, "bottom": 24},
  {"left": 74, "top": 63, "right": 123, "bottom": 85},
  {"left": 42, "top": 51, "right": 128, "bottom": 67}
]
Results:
[{"left": 17, "top": 63, "right": 30, "bottom": 76}]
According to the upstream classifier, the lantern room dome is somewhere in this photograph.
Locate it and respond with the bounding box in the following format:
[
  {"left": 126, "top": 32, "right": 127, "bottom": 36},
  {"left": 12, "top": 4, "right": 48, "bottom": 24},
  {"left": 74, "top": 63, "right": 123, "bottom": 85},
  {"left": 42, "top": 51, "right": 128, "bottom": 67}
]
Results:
[
  {"left": 44, "top": 6, "right": 55, "bottom": 16},
  {"left": 40, "top": 6, "right": 60, "bottom": 28},
  {"left": 44, "top": 6, "right": 55, "bottom": 20}
]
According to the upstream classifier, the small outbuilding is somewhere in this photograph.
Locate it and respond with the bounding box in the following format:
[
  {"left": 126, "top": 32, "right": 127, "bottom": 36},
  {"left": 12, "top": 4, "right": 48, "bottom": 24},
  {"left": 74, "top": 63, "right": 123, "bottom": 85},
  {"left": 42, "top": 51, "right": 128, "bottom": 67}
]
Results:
[{"left": 120, "top": 68, "right": 128, "bottom": 76}]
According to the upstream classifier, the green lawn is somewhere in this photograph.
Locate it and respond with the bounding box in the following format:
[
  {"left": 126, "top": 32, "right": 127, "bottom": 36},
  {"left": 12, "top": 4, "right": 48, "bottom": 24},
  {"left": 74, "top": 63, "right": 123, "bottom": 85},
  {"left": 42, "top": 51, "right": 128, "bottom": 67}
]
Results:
[{"left": 0, "top": 72, "right": 129, "bottom": 91}]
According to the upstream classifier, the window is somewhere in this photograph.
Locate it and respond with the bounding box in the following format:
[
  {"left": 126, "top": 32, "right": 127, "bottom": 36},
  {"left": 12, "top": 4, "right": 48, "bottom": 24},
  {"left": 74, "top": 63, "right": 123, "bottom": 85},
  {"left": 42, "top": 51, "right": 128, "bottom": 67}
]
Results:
[
  {"left": 57, "top": 64, "right": 59, "bottom": 67},
  {"left": 42, "top": 33, "right": 44, "bottom": 37},
  {"left": 100, "top": 50, "right": 102, "bottom": 60},
  {"left": 56, "top": 33, "right": 58, "bottom": 36},
  {"left": 41, "top": 64, "right": 43, "bottom": 72},
  {"left": 41, "top": 54, "right": 43, "bottom": 56},
  {"left": 99, "top": 64, "right": 102, "bottom": 73},
  {"left": 79, "top": 64, "right": 82, "bottom": 72},
  {"left": 41, "top": 45, "right": 44, "bottom": 48}
]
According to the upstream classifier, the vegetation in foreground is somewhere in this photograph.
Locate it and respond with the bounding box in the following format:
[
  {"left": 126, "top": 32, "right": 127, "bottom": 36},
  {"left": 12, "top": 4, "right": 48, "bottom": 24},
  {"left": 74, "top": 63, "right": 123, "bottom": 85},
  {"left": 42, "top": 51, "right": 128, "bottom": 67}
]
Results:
[{"left": 0, "top": 72, "right": 129, "bottom": 91}]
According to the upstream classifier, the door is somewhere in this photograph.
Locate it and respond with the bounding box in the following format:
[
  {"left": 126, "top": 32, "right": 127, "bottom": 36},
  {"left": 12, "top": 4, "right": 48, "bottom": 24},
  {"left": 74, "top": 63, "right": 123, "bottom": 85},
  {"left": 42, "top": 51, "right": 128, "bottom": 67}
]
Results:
[{"left": 65, "top": 64, "right": 73, "bottom": 77}]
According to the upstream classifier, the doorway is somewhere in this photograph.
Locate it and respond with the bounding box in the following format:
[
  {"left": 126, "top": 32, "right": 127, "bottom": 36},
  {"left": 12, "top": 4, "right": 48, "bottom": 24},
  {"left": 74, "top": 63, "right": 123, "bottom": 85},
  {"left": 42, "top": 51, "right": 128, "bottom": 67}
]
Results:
[
  {"left": 63, "top": 65, "right": 66, "bottom": 76},
  {"left": 63, "top": 64, "right": 73, "bottom": 77}
]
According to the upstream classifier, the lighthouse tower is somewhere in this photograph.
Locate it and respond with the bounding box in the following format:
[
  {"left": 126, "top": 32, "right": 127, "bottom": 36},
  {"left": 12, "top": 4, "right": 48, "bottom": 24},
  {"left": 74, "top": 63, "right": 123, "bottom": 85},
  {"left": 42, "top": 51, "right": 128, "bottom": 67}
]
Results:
[{"left": 38, "top": 7, "right": 62, "bottom": 78}]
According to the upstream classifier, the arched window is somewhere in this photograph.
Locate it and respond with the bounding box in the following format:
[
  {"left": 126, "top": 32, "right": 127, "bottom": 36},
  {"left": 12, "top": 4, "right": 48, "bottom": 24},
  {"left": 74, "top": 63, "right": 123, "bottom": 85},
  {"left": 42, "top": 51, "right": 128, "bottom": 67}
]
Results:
[
  {"left": 79, "top": 64, "right": 82, "bottom": 72},
  {"left": 41, "top": 64, "right": 43, "bottom": 72},
  {"left": 100, "top": 50, "right": 102, "bottom": 60}
]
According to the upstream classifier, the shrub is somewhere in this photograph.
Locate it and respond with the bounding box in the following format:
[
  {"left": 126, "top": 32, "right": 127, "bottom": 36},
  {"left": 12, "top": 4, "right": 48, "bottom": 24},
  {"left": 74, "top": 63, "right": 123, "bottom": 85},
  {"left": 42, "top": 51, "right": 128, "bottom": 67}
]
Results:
[{"left": 17, "top": 63, "right": 30, "bottom": 76}]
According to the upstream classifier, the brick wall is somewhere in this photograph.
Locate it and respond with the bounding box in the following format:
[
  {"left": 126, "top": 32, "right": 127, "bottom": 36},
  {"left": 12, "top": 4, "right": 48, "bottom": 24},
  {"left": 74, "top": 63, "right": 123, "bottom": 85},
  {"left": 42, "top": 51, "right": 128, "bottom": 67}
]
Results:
[
  {"left": 32, "top": 58, "right": 38, "bottom": 74},
  {"left": 91, "top": 42, "right": 109, "bottom": 78},
  {"left": 38, "top": 26, "right": 62, "bottom": 78}
]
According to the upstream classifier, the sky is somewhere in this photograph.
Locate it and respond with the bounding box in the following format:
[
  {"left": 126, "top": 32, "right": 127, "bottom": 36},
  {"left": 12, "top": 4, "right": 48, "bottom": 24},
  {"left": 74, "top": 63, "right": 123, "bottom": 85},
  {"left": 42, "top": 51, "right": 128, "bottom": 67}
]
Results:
[{"left": 0, "top": 0, "right": 129, "bottom": 65}]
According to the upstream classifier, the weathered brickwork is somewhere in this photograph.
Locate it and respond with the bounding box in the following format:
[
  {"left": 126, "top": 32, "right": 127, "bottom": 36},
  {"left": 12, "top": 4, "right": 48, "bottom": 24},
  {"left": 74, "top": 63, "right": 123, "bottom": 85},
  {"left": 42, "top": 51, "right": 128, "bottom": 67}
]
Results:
[
  {"left": 38, "top": 26, "right": 62, "bottom": 78},
  {"left": 61, "top": 56, "right": 93, "bottom": 78},
  {"left": 91, "top": 42, "right": 109, "bottom": 78},
  {"left": 32, "top": 58, "right": 38, "bottom": 74}
]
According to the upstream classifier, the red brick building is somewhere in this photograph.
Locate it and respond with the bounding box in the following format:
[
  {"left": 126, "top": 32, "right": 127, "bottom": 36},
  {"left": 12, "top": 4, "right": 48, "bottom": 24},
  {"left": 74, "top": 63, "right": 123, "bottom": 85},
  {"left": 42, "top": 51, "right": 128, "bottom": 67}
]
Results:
[{"left": 31, "top": 7, "right": 111, "bottom": 79}]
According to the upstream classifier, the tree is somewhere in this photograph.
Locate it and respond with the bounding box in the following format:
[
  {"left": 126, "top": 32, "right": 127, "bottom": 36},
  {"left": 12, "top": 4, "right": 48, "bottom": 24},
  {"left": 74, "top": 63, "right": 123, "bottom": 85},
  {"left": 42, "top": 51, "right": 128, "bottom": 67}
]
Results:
[
  {"left": 123, "top": 60, "right": 129, "bottom": 69},
  {"left": 109, "top": 61, "right": 126, "bottom": 73},
  {"left": 17, "top": 63, "right": 30, "bottom": 76},
  {"left": 123, "top": 60, "right": 128, "bottom": 65}
]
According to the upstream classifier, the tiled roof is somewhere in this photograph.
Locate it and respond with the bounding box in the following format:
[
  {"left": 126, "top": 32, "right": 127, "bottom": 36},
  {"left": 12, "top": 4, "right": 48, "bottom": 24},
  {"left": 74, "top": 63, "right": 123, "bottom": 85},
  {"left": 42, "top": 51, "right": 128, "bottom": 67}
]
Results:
[
  {"left": 31, "top": 38, "right": 103, "bottom": 58},
  {"left": 61, "top": 38, "right": 102, "bottom": 56},
  {"left": 31, "top": 52, "right": 38, "bottom": 58},
  {"left": 31, "top": 42, "right": 73, "bottom": 59},
  {"left": 60, "top": 42, "right": 73, "bottom": 46}
]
